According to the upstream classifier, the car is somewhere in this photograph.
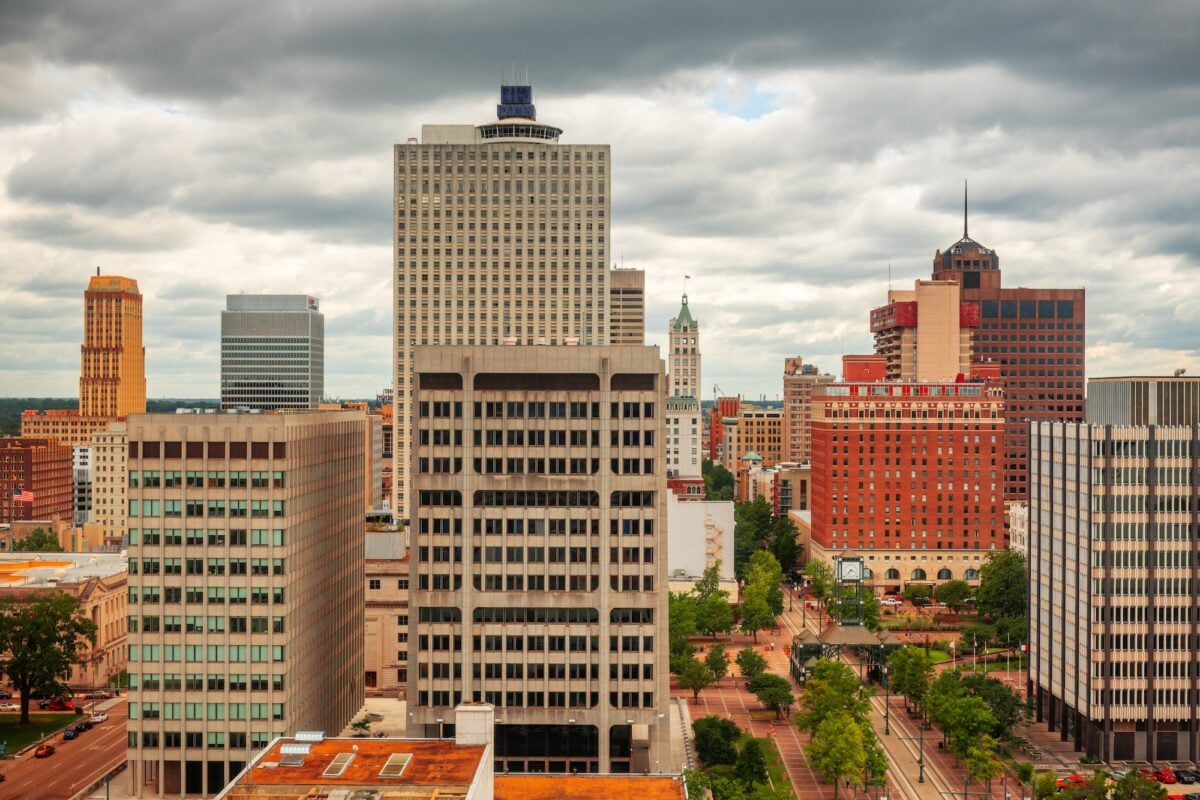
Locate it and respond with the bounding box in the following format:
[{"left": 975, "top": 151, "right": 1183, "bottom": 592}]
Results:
[
  {"left": 34, "top": 744, "right": 55, "bottom": 758},
  {"left": 1173, "top": 769, "right": 1198, "bottom": 784},
  {"left": 1108, "top": 768, "right": 1130, "bottom": 780},
  {"left": 880, "top": 598, "right": 903, "bottom": 607},
  {"left": 63, "top": 729, "right": 78, "bottom": 740},
  {"left": 89, "top": 712, "right": 108, "bottom": 724},
  {"left": 911, "top": 597, "right": 932, "bottom": 607},
  {"left": 1154, "top": 769, "right": 1178, "bottom": 784},
  {"left": 0, "top": 703, "right": 18, "bottom": 712},
  {"left": 0, "top": 690, "right": 11, "bottom": 699},
  {"left": 84, "top": 690, "right": 112, "bottom": 700},
  {"left": 74, "top": 721, "right": 92, "bottom": 732},
  {"left": 46, "top": 699, "right": 74, "bottom": 711}
]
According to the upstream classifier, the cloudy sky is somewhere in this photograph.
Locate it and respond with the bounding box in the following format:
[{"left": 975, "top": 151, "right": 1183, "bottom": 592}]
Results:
[{"left": 2, "top": 1, "right": 1198, "bottom": 400}]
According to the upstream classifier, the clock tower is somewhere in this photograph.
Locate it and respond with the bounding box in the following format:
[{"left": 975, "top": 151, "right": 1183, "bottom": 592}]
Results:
[{"left": 833, "top": 553, "right": 867, "bottom": 626}]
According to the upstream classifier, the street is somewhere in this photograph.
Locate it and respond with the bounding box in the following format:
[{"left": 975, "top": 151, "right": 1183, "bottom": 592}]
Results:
[{"left": 0, "top": 700, "right": 127, "bottom": 800}]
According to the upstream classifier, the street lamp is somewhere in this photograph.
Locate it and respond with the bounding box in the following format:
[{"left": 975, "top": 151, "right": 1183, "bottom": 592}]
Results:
[
  {"left": 917, "top": 716, "right": 925, "bottom": 783},
  {"left": 881, "top": 664, "right": 890, "bottom": 736}
]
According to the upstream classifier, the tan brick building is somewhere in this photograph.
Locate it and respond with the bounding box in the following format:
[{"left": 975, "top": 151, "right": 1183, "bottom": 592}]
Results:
[
  {"left": 781, "top": 357, "right": 834, "bottom": 464},
  {"left": 364, "top": 532, "right": 409, "bottom": 696},
  {"left": 608, "top": 268, "right": 645, "bottom": 345}
]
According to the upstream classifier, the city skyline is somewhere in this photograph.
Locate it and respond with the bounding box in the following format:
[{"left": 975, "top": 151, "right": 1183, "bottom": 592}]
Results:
[{"left": 2, "top": 2, "right": 1198, "bottom": 400}]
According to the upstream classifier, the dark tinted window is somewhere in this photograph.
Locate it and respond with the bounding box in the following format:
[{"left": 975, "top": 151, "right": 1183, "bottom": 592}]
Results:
[
  {"left": 963, "top": 271, "right": 980, "bottom": 289},
  {"left": 1001, "top": 300, "right": 1017, "bottom": 318},
  {"left": 981, "top": 300, "right": 998, "bottom": 318},
  {"left": 1020, "top": 300, "right": 1036, "bottom": 318},
  {"left": 1038, "top": 300, "right": 1055, "bottom": 318},
  {"left": 1057, "top": 300, "right": 1074, "bottom": 318}
]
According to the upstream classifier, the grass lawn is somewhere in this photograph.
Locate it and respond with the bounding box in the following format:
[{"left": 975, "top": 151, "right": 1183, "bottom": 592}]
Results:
[
  {"left": 927, "top": 650, "right": 953, "bottom": 664},
  {"left": 740, "top": 734, "right": 795, "bottom": 799},
  {"left": 961, "top": 658, "right": 1028, "bottom": 673},
  {"left": 0, "top": 712, "right": 77, "bottom": 753}
]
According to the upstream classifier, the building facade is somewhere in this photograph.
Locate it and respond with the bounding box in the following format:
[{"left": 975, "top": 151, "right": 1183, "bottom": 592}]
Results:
[
  {"left": 221, "top": 295, "right": 325, "bottom": 411},
  {"left": 73, "top": 445, "right": 93, "bottom": 525},
  {"left": 22, "top": 274, "right": 147, "bottom": 446},
  {"left": 932, "top": 227, "right": 1085, "bottom": 500},
  {"left": 870, "top": 280, "right": 977, "bottom": 383},
  {"left": 1029, "top": 417, "right": 1200, "bottom": 762},
  {"left": 808, "top": 380, "right": 1006, "bottom": 592},
  {"left": 124, "top": 411, "right": 365, "bottom": 797},
  {"left": 608, "top": 268, "right": 645, "bottom": 345},
  {"left": 1087, "top": 376, "right": 1200, "bottom": 426},
  {"left": 364, "top": 531, "right": 409, "bottom": 696},
  {"left": 781, "top": 358, "right": 834, "bottom": 463},
  {"left": 665, "top": 396, "right": 702, "bottom": 483},
  {"left": 667, "top": 294, "right": 700, "bottom": 401},
  {"left": 407, "top": 345, "right": 670, "bottom": 773},
  {"left": 393, "top": 82, "right": 612, "bottom": 521},
  {"left": 0, "top": 437, "right": 73, "bottom": 524},
  {"left": 92, "top": 422, "right": 129, "bottom": 545}
]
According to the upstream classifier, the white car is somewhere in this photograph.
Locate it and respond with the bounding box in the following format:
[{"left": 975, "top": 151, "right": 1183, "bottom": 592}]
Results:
[
  {"left": 0, "top": 703, "right": 18, "bottom": 711},
  {"left": 880, "top": 598, "right": 903, "bottom": 607},
  {"left": 89, "top": 712, "right": 108, "bottom": 723}
]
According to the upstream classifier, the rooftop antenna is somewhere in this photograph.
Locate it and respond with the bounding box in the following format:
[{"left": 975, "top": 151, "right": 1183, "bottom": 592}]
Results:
[
  {"left": 963, "top": 179, "right": 969, "bottom": 239},
  {"left": 96, "top": 266, "right": 100, "bottom": 276}
]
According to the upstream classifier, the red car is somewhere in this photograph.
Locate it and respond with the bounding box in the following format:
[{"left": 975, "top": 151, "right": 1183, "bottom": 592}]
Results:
[
  {"left": 34, "top": 744, "right": 55, "bottom": 758},
  {"left": 46, "top": 699, "right": 74, "bottom": 711},
  {"left": 1056, "top": 775, "right": 1087, "bottom": 790},
  {"left": 1154, "top": 769, "right": 1178, "bottom": 784}
]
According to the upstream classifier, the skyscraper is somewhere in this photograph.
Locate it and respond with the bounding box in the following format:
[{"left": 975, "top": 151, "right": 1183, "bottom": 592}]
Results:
[
  {"left": 781, "top": 357, "right": 834, "bottom": 464},
  {"left": 931, "top": 192, "right": 1085, "bottom": 499},
  {"left": 123, "top": 411, "right": 365, "bottom": 797},
  {"left": 667, "top": 294, "right": 700, "bottom": 401},
  {"left": 392, "top": 81, "right": 611, "bottom": 520},
  {"left": 608, "top": 268, "right": 645, "bottom": 345},
  {"left": 22, "top": 273, "right": 146, "bottom": 446},
  {"left": 221, "top": 295, "right": 324, "bottom": 411},
  {"left": 665, "top": 293, "right": 702, "bottom": 484},
  {"left": 870, "top": 279, "right": 977, "bottom": 382},
  {"left": 407, "top": 345, "right": 670, "bottom": 773}
]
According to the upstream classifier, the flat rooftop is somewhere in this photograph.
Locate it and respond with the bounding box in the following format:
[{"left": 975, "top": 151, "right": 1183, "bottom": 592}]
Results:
[
  {"left": 0, "top": 553, "right": 127, "bottom": 587},
  {"left": 495, "top": 775, "right": 685, "bottom": 800}
]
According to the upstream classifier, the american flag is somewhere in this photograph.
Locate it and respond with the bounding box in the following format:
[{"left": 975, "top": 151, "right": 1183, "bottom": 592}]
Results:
[{"left": 11, "top": 486, "right": 33, "bottom": 503}]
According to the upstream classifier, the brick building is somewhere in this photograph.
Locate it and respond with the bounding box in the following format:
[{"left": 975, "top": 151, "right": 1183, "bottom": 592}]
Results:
[
  {"left": 781, "top": 357, "right": 834, "bottom": 464},
  {"left": 0, "top": 437, "right": 73, "bottom": 524}
]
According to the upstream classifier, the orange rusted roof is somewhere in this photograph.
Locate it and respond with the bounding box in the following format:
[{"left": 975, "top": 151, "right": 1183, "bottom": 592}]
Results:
[
  {"left": 86, "top": 275, "right": 140, "bottom": 294},
  {"left": 496, "top": 774, "right": 686, "bottom": 800},
  {"left": 238, "top": 737, "right": 485, "bottom": 788}
]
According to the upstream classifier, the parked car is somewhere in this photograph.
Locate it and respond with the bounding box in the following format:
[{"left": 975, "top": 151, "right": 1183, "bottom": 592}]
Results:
[
  {"left": 63, "top": 729, "right": 78, "bottom": 740},
  {"left": 0, "top": 703, "right": 18, "bottom": 712},
  {"left": 1154, "top": 769, "right": 1178, "bottom": 784},
  {"left": 34, "top": 745, "right": 55, "bottom": 758},
  {"left": 74, "top": 721, "right": 92, "bottom": 732},
  {"left": 1107, "top": 768, "right": 1130, "bottom": 780},
  {"left": 1056, "top": 774, "right": 1087, "bottom": 790},
  {"left": 880, "top": 598, "right": 903, "bottom": 607},
  {"left": 0, "top": 690, "right": 11, "bottom": 699},
  {"left": 46, "top": 699, "right": 74, "bottom": 711},
  {"left": 89, "top": 712, "right": 108, "bottom": 724},
  {"left": 84, "top": 690, "right": 112, "bottom": 700},
  {"left": 1173, "top": 769, "right": 1198, "bottom": 784}
]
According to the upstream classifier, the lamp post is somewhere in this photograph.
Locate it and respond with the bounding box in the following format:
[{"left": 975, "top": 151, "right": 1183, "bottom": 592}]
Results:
[
  {"left": 972, "top": 637, "right": 978, "bottom": 670},
  {"left": 918, "top": 717, "right": 925, "bottom": 783},
  {"left": 881, "top": 664, "right": 890, "bottom": 736}
]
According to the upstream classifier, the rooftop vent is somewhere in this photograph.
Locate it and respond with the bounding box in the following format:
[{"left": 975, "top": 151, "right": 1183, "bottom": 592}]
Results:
[
  {"left": 323, "top": 752, "right": 355, "bottom": 777},
  {"left": 280, "top": 742, "right": 312, "bottom": 766},
  {"left": 295, "top": 731, "right": 326, "bottom": 743}
]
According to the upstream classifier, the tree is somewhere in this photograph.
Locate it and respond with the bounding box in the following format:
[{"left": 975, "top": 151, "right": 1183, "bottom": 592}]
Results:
[
  {"left": 736, "top": 647, "right": 767, "bottom": 681},
  {"left": 745, "top": 550, "right": 784, "bottom": 616},
  {"left": 1031, "top": 771, "right": 1062, "bottom": 800},
  {"left": 705, "top": 645, "right": 730, "bottom": 685},
  {"left": 964, "top": 734, "right": 1003, "bottom": 789},
  {"left": 934, "top": 579, "right": 972, "bottom": 614},
  {"left": 887, "top": 646, "right": 934, "bottom": 710},
  {"left": 859, "top": 722, "right": 889, "bottom": 794},
  {"left": 802, "top": 559, "right": 834, "bottom": 610},
  {"left": 1063, "top": 770, "right": 1116, "bottom": 800},
  {"left": 958, "top": 622, "right": 996, "bottom": 655},
  {"left": 748, "top": 673, "right": 794, "bottom": 719},
  {"left": 796, "top": 658, "right": 872, "bottom": 733},
  {"left": 734, "top": 497, "right": 773, "bottom": 579},
  {"left": 805, "top": 711, "right": 867, "bottom": 800},
  {"left": 703, "top": 460, "right": 735, "bottom": 501},
  {"left": 11, "top": 527, "right": 63, "bottom": 553},
  {"left": 694, "top": 562, "right": 735, "bottom": 639},
  {"left": 767, "top": 514, "right": 800, "bottom": 575},
  {"left": 1109, "top": 771, "right": 1167, "bottom": 800},
  {"left": 975, "top": 549, "right": 1028, "bottom": 620},
  {"left": 669, "top": 591, "right": 699, "bottom": 670},
  {"left": 735, "top": 739, "right": 768, "bottom": 786},
  {"left": 901, "top": 582, "right": 933, "bottom": 604},
  {"left": 0, "top": 590, "right": 98, "bottom": 724},
  {"left": 994, "top": 614, "right": 1029, "bottom": 647},
  {"left": 961, "top": 672, "right": 1026, "bottom": 739},
  {"left": 677, "top": 655, "right": 715, "bottom": 701},
  {"left": 693, "top": 716, "right": 742, "bottom": 766},
  {"left": 942, "top": 696, "right": 997, "bottom": 760},
  {"left": 738, "top": 584, "right": 774, "bottom": 642},
  {"left": 925, "top": 669, "right": 967, "bottom": 731}
]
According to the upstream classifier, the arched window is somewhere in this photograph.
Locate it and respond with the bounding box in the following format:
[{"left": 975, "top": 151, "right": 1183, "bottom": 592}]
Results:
[
  {"left": 885, "top": 568, "right": 900, "bottom": 580},
  {"left": 937, "top": 568, "right": 953, "bottom": 581},
  {"left": 910, "top": 568, "right": 927, "bottom": 581},
  {"left": 964, "top": 568, "right": 979, "bottom": 580},
  {"left": 863, "top": 567, "right": 874, "bottom": 579}
]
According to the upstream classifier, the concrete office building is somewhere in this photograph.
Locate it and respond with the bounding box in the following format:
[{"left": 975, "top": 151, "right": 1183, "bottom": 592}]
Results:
[
  {"left": 221, "top": 295, "right": 325, "bottom": 412},
  {"left": 408, "top": 345, "right": 670, "bottom": 773},
  {"left": 22, "top": 274, "right": 146, "bottom": 446},
  {"left": 92, "top": 422, "right": 129, "bottom": 546},
  {"left": 609, "top": 268, "right": 645, "bottom": 345},
  {"left": 392, "top": 81, "right": 611, "bottom": 520},
  {"left": 123, "top": 411, "right": 365, "bottom": 797},
  {"left": 1087, "top": 376, "right": 1200, "bottom": 426},
  {"left": 1028, "top": 376, "right": 1200, "bottom": 762},
  {"left": 73, "top": 445, "right": 93, "bottom": 525},
  {"left": 932, "top": 197, "right": 1085, "bottom": 499},
  {"left": 870, "top": 280, "right": 978, "bottom": 383},
  {"left": 781, "top": 358, "right": 835, "bottom": 464}
]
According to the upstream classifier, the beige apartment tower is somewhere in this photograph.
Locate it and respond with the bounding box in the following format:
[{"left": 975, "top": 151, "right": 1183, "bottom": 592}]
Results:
[
  {"left": 781, "top": 357, "right": 834, "bottom": 463},
  {"left": 123, "top": 411, "right": 365, "bottom": 797},
  {"left": 609, "top": 268, "right": 645, "bottom": 345},
  {"left": 408, "top": 345, "right": 670, "bottom": 773},
  {"left": 870, "top": 279, "right": 976, "bottom": 382},
  {"left": 392, "top": 82, "right": 611, "bottom": 520}
]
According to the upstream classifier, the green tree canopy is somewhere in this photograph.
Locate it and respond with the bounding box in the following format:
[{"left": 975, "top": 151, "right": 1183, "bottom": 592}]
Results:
[
  {"left": 733, "top": 497, "right": 774, "bottom": 579},
  {"left": 693, "top": 716, "right": 742, "bottom": 767},
  {"left": 901, "top": 582, "right": 933, "bottom": 603},
  {"left": 976, "top": 549, "right": 1028, "bottom": 620},
  {"left": 677, "top": 655, "right": 715, "bottom": 701},
  {"left": 805, "top": 711, "right": 867, "bottom": 800},
  {"left": 0, "top": 590, "right": 98, "bottom": 724},
  {"left": 736, "top": 647, "right": 767, "bottom": 681},
  {"left": 705, "top": 645, "right": 730, "bottom": 685},
  {"left": 703, "top": 460, "right": 735, "bottom": 501},
  {"left": 796, "top": 658, "right": 872, "bottom": 734},
  {"left": 960, "top": 672, "right": 1026, "bottom": 740},
  {"left": 942, "top": 695, "right": 997, "bottom": 759},
  {"left": 887, "top": 646, "right": 934, "bottom": 708},
  {"left": 802, "top": 559, "right": 834, "bottom": 608},
  {"left": 934, "top": 579, "right": 973, "bottom": 614},
  {"left": 964, "top": 734, "right": 1003, "bottom": 787},
  {"left": 748, "top": 673, "right": 794, "bottom": 719},
  {"left": 735, "top": 739, "right": 768, "bottom": 786},
  {"left": 697, "top": 591, "right": 735, "bottom": 639},
  {"left": 745, "top": 550, "right": 784, "bottom": 616},
  {"left": 1108, "top": 771, "right": 1167, "bottom": 800},
  {"left": 669, "top": 591, "right": 699, "bottom": 670},
  {"left": 738, "top": 583, "right": 774, "bottom": 642},
  {"left": 11, "top": 527, "right": 63, "bottom": 553},
  {"left": 767, "top": 514, "right": 800, "bottom": 575}
]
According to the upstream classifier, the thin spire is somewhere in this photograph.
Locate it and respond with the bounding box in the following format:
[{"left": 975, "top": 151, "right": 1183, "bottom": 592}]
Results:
[{"left": 963, "top": 179, "right": 969, "bottom": 239}]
